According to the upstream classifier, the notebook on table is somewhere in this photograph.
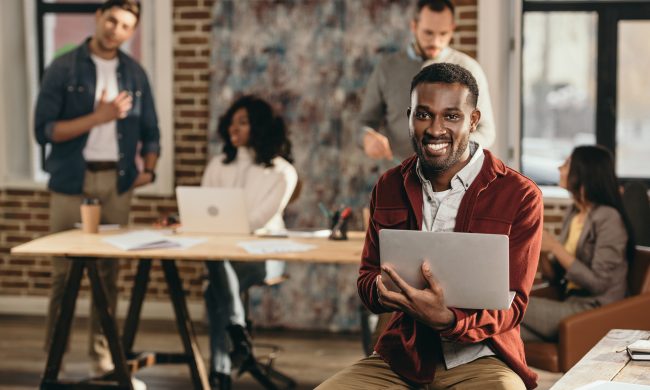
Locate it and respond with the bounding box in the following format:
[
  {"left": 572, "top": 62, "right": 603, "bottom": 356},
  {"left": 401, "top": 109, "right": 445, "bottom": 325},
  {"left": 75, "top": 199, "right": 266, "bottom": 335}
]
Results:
[
  {"left": 175, "top": 186, "right": 251, "bottom": 234},
  {"left": 379, "top": 229, "right": 515, "bottom": 310}
]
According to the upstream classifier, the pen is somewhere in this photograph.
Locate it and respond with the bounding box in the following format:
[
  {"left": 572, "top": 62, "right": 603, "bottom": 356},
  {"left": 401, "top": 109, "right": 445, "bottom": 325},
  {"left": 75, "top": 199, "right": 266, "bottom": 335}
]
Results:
[{"left": 318, "top": 202, "right": 331, "bottom": 219}]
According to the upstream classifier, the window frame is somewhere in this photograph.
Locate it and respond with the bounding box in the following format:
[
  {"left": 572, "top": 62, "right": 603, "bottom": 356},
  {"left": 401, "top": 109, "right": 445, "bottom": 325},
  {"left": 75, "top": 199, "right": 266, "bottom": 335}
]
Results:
[{"left": 520, "top": 0, "right": 650, "bottom": 186}]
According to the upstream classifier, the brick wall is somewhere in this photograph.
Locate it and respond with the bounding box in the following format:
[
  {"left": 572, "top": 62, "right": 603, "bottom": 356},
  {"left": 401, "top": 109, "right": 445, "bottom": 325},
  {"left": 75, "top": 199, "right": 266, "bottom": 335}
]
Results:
[{"left": 2, "top": 0, "right": 566, "bottom": 315}]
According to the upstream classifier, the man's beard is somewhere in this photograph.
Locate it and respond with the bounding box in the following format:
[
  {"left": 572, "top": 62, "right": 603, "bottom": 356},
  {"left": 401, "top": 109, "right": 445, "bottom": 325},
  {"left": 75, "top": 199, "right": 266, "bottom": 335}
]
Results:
[
  {"left": 411, "top": 133, "right": 470, "bottom": 175},
  {"left": 413, "top": 38, "right": 438, "bottom": 61}
]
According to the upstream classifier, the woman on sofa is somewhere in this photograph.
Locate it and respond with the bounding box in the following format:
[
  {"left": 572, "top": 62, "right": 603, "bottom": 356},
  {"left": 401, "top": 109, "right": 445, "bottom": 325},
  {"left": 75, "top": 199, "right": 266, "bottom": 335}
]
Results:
[{"left": 521, "top": 145, "right": 635, "bottom": 342}]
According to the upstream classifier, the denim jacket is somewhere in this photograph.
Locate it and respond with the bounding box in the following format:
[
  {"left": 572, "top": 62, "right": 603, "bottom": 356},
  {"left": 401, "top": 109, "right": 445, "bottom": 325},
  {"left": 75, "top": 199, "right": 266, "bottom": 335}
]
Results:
[{"left": 34, "top": 38, "right": 160, "bottom": 195}]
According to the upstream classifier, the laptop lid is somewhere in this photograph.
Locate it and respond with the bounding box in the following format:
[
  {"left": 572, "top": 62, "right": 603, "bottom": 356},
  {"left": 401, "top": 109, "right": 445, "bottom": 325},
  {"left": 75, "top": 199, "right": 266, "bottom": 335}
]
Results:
[
  {"left": 175, "top": 186, "right": 251, "bottom": 234},
  {"left": 379, "top": 229, "right": 513, "bottom": 310}
]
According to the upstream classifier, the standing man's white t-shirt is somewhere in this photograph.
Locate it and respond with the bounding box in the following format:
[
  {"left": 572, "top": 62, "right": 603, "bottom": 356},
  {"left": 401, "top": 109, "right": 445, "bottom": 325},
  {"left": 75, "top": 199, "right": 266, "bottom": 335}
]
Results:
[{"left": 83, "top": 54, "right": 120, "bottom": 162}]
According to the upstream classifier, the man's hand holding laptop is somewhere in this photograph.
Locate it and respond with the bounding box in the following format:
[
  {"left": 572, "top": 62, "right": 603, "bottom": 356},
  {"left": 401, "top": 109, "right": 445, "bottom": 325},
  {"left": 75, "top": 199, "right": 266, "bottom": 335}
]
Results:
[{"left": 377, "top": 261, "right": 456, "bottom": 331}]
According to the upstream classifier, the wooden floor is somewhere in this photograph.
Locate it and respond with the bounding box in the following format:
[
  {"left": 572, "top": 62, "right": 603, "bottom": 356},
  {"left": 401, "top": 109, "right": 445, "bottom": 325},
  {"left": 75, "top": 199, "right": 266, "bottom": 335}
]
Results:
[{"left": 0, "top": 315, "right": 561, "bottom": 389}]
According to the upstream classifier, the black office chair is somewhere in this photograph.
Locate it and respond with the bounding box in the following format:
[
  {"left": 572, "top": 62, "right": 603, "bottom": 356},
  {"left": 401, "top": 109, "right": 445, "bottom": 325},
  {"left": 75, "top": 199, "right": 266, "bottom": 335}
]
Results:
[
  {"left": 239, "top": 273, "right": 296, "bottom": 390},
  {"left": 235, "top": 179, "right": 302, "bottom": 390}
]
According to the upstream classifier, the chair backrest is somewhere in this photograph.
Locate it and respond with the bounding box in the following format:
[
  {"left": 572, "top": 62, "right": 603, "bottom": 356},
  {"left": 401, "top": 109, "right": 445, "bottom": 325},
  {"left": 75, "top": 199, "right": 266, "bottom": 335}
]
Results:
[
  {"left": 628, "top": 246, "right": 650, "bottom": 295},
  {"left": 622, "top": 182, "right": 650, "bottom": 247}
]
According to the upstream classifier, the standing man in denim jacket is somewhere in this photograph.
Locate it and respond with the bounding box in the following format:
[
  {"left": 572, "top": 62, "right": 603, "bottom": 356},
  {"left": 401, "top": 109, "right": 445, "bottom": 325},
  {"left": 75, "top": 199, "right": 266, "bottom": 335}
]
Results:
[{"left": 34, "top": 0, "right": 160, "bottom": 377}]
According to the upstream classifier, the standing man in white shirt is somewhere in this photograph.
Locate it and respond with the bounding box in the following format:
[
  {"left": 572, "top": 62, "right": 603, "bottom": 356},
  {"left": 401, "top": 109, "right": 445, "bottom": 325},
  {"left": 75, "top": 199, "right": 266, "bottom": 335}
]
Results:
[
  {"left": 34, "top": 0, "right": 160, "bottom": 380},
  {"left": 359, "top": 0, "right": 495, "bottom": 162}
]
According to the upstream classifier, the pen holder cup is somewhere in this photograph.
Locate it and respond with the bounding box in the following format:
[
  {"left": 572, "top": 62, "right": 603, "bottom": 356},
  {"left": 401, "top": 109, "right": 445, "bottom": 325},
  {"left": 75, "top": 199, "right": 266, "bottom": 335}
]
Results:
[{"left": 329, "top": 211, "right": 350, "bottom": 241}]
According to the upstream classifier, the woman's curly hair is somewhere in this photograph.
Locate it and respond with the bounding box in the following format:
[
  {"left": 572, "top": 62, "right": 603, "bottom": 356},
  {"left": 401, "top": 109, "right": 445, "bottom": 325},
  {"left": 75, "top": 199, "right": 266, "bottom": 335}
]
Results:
[{"left": 217, "top": 95, "right": 293, "bottom": 167}]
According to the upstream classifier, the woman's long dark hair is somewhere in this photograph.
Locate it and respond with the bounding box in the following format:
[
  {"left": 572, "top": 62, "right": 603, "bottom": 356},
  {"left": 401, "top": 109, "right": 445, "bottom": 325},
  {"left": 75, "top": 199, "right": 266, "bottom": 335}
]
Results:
[
  {"left": 567, "top": 145, "right": 635, "bottom": 260},
  {"left": 217, "top": 95, "right": 293, "bottom": 167}
]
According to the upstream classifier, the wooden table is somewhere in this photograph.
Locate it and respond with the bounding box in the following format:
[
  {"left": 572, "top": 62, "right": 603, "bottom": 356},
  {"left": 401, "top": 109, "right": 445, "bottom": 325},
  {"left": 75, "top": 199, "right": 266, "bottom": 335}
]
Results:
[
  {"left": 11, "top": 228, "right": 364, "bottom": 390},
  {"left": 550, "top": 329, "right": 650, "bottom": 389}
]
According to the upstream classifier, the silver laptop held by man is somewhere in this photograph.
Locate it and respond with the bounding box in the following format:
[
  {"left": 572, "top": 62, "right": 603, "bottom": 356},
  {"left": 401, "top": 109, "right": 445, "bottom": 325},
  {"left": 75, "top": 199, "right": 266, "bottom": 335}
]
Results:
[
  {"left": 175, "top": 186, "right": 251, "bottom": 234},
  {"left": 379, "top": 229, "right": 514, "bottom": 310}
]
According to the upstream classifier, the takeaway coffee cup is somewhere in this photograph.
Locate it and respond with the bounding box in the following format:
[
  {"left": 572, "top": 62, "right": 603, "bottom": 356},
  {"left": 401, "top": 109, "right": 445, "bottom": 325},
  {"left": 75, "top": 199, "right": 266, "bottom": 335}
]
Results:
[{"left": 80, "top": 198, "right": 101, "bottom": 234}]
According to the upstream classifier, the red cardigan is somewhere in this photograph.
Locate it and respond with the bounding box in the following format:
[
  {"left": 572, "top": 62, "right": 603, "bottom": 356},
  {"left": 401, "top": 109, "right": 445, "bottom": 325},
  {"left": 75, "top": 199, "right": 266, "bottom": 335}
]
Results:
[{"left": 358, "top": 150, "right": 543, "bottom": 389}]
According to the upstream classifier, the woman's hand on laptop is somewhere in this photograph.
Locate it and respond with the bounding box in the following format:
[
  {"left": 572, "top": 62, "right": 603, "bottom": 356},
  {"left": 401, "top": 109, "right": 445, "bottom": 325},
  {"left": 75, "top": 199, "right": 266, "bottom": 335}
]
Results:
[{"left": 377, "top": 262, "right": 456, "bottom": 331}]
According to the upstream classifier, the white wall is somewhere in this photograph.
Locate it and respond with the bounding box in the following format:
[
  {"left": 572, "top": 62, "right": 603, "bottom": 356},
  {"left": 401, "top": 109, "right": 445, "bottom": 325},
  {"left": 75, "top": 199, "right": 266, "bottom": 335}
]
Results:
[{"left": 478, "top": 0, "right": 521, "bottom": 168}]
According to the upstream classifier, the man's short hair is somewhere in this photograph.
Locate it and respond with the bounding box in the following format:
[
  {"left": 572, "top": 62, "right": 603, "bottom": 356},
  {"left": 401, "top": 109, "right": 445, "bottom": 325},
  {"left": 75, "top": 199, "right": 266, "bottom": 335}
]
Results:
[
  {"left": 415, "top": 0, "right": 455, "bottom": 19},
  {"left": 410, "top": 63, "right": 479, "bottom": 107},
  {"left": 100, "top": 0, "right": 140, "bottom": 23}
]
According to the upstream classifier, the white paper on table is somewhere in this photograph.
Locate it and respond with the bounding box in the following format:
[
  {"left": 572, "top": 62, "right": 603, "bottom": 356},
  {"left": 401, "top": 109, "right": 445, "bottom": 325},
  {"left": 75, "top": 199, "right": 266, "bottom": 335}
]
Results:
[
  {"left": 164, "top": 236, "right": 208, "bottom": 250},
  {"left": 103, "top": 230, "right": 182, "bottom": 251},
  {"left": 237, "top": 239, "right": 316, "bottom": 254},
  {"left": 574, "top": 381, "right": 650, "bottom": 390},
  {"left": 255, "top": 228, "right": 331, "bottom": 238}
]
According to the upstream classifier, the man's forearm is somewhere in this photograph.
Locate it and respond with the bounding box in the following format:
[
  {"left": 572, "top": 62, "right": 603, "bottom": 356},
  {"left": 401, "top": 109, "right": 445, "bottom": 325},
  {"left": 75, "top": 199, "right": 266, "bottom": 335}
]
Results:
[
  {"left": 143, "top": 153, "right": 158, "bottom": 171},
  {"left": 51, "top": 112, "right": 100, "bottom": 142}
]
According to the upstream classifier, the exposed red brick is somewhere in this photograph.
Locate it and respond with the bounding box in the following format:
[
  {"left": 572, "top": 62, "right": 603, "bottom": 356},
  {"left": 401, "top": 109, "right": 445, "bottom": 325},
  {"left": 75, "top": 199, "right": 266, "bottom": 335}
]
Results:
[
  {"left": 175, "top": 146, "right": 196, "bottom": 153},
  {"left": 176, "top": 170, "right": 199, "bottom": 178},
  {"left": 459, "top": 10, "right": 477, "bottom": 19},
  {"left": 175, "top": 98, "right": 195, "bottom": 105},
  {"left": 174, "top": 49, "right": 197, "bottom": 57},
  {"left": 179, "top": 86, "right": 209, "bottom": 94},
  {"left": 28, "top": 270, "right": 51, "bottom": 278},
  {"left": 180, "top": 134, "right": 207, "bottom": 142},
  {"left": 173, "top": 0, "right": 199, "bottom": 6},
  {"left": 174, "top": 74, "right": 195, "bottom": 82},
  {"left": 131, "top": 205, "right": 153, "bottom": 212},
  {"left": 177, "top": 61, "right": 209, "bottom": 70},
  {"left": 180, "top": 11, "right": 211, "bottom": 19},
  {"left": 0, "top": 201, "right": 22, "bottom": 207},
  {"left": 6, "top": 236, "right": 32, "bottom": 243},
  {"left": 0, "top": 270, "right": 22, "bottom": 276},
  {"left": 455, "top": 25, "right": 477, "bottom": 32},
  {"left": 178, "top": 37, "right": 209, "bottom": 45},
  {"left": 5, "top": 190, "right": 37, "bottom": 196},
  {"left": 174, "top": 25, "right": 197, "bottom": 32},
  {"left": 2, "top": 281, "right": 28, "bottom": 288},
  {"left": 179, "top": 159, "right": 205, "bottom": 166},
  {"left": 460, "top": 36, "right": 477, "bottom": 45},
  {"left": 27, "top": 202, "right": 49, "bottom": 208},
  {"left": 174, "top": 122, "right": 194, "bottom": 130},
  {"left": 4, "top": 213, "right": 30, "bottom": 220},
  {"left": 156, "top": 206, "right": 179, "bottom": 214},
  {"left": 25, "top": 225, "right": 50, "bottom": 233}
]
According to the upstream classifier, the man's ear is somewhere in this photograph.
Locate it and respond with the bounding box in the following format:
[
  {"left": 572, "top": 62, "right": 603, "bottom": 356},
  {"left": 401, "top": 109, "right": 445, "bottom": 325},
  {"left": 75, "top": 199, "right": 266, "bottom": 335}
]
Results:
[
  {"left": 470, "top": 109, "right": 481, "bottom": 133},
  {"left": 410, "top": 18, "right": 418, "bottom": 35}
]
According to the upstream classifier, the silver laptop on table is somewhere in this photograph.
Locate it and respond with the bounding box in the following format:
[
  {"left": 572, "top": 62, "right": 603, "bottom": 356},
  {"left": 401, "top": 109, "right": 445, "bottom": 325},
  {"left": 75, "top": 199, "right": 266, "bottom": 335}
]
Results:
[
  {"left": 379, "top": 229, "right": 515, "bottom": 310},
  {"left": 175, "top": 186, "right": 251, "bottom": 234}
]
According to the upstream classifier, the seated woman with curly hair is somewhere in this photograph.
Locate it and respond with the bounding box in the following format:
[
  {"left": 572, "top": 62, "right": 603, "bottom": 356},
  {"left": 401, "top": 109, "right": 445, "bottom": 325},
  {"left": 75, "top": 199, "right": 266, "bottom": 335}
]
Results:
[{"left": 201, "top": 95, "right": 297, "bottom": 389}]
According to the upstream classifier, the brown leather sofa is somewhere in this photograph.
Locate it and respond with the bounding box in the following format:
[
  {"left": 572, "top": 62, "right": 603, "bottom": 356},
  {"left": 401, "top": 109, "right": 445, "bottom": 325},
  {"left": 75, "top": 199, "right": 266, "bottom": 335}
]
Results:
[{"left": 524, "top": 246, "right": 650, "bottom": 372}]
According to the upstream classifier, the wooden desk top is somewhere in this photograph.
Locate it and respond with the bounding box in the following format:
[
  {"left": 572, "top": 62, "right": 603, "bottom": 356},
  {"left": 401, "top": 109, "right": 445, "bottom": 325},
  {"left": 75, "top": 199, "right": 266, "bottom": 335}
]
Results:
[
  {"left": 11, "top": 228, "right": 365, "bottom": 265},
  {"left": 550, "top": 329, "right": 650, "bottom": 390}
]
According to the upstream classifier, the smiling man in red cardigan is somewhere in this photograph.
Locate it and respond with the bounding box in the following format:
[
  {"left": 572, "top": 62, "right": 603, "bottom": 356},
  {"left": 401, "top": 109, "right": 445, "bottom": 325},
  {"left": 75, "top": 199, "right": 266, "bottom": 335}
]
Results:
[{"left": 318, "top": 63, "right": 543, "bottom": 389}]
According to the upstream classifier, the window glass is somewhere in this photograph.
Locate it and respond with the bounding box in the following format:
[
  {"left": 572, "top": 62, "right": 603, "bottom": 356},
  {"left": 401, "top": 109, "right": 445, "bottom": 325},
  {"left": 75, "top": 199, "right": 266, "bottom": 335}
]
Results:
[
  {"left": 521, "top": 11, "right": 597, "bottom": 185},
  {"left": 43, "top": 12, "right": 141, "bottom": 68},
  {"left": 616, "top": 20, "right": 650, "bottom": 179}
]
